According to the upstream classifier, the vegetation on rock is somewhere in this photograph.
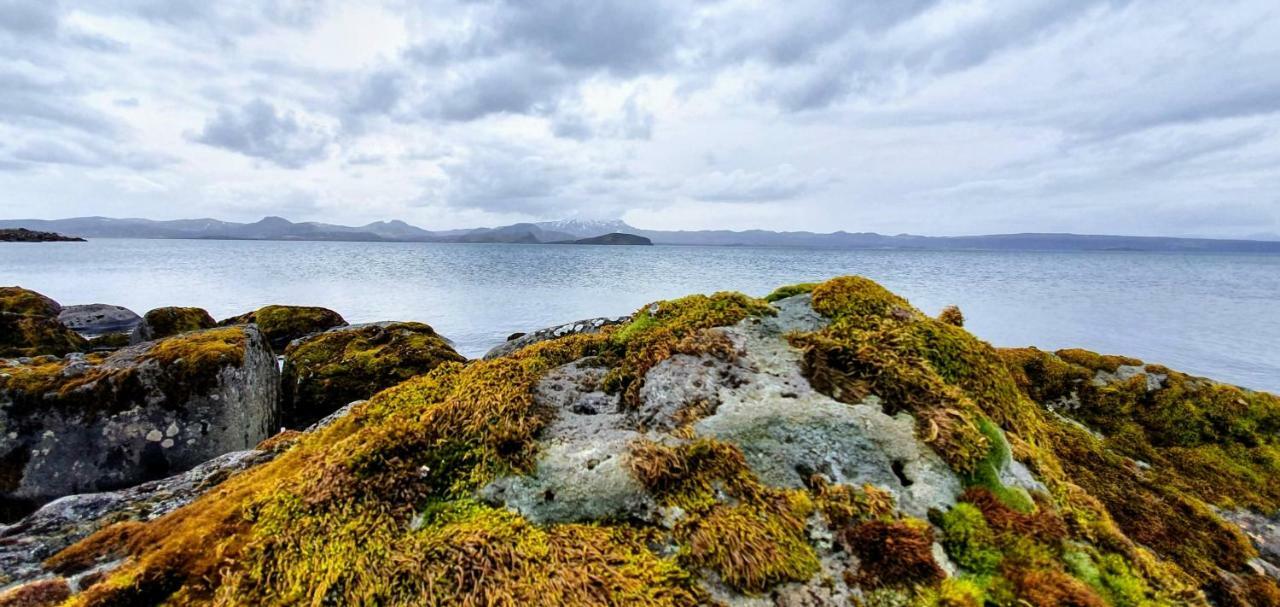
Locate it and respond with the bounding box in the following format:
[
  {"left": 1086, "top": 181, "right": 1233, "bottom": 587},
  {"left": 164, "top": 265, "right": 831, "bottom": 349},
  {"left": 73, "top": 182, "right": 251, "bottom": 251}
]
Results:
[
  {"left": 0, "top": 287, "right": 87, "bottom": 358},
  {"left": 38, "top": 276, "right": 1280, "bottom": 606},
  {"left": 139, "top": 307, "right": 216, "bottom": 341},
  {"left": 219, "top": 305, "right": 346, "bottom": 350}
]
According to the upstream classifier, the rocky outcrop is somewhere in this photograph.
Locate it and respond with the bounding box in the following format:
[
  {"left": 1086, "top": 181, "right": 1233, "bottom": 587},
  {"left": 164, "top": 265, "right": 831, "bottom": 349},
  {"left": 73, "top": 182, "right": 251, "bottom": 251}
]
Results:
[
  {"left": 280, "top": 322, "right": 464, "bottom": 428},
  {"left": 0, "top": 228, "right": 83, "bottom": 243},
  {"left": 0, "top": 326, "right": 278, "bottom": 522},
  {"left": 219, "top": 305, "right": 347, "bottom": 351},
  {"left": 129, "top": 307, "right": 215, "bottom": 344},
  {"left": 57, "top": 305, "right": 142, "bottom": 339},
  {"left": 483, "top": 315, "right": 630, "bottom": 359},
  {"left": 24, "top": 277, "right": 1280, "bottom": 606},
  {"left": 0, "top": 288, "right": 87, "bottom": 358}
]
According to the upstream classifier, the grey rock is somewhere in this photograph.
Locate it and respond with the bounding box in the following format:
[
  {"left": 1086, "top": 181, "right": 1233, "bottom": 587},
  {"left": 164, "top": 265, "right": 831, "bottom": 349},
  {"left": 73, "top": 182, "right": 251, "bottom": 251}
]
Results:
[
  {"left": 56, "top": 305, "right": 142, "bottom": 339},
  {"left": 483, "top": 316, "right": 630, "bottom": 360},
  {"left": 481, "top": 360, "right": 657, "bottom": 524},
  {"left": 0, "top": 326, "right": 279, "bottom": 522},
  {"left": 0, "top": 448, "right": 273, "bottom": 590},
  {"left": 1221, "top": 508, "right": 1280, "bottom": 580}
]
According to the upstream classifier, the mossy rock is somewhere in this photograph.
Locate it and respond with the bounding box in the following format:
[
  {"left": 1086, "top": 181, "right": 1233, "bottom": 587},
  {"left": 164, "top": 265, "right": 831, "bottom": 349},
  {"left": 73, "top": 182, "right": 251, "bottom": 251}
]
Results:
[
  {"left": 0, "top": 326, "right": 279, "bottom": 524},
  {"left": 132, "top": 307, "right": 216, "bottom": 344},
  {"left": 33, "top": 277, "right": 1280, "bottom": 605},
  {"left": 279, "top": 322, "right": 465, "bottom": 428},
  {"left": 0, "top": 287, "right": 87, "bottom": 358},
  {"left": 219, "top": 305, "right": 347, "bottom": 351}
]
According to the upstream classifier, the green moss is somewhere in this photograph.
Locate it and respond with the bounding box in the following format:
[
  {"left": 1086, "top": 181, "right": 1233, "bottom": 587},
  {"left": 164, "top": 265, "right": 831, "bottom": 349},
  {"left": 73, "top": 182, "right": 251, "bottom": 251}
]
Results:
[
  {"left": 0, "top": 288, "right": 86, "bottom": 357},
  {"left": 140, "top": 307, "right": 215, "bottom": 340},
  {"left": 280, "top": 322, "right": 466, "bottom": 428},
  {"left": 220, "top": 305, "right": 346, "bottom": 350},
  {"left": 938, "top": 503, "right": 1002, "bottom": 574},
  {"left": 87, "top": 332, "right": 131, "bottom": 350},
  {"left": 763, "top": 282, "right": 817, "bottom": 302},
  {"left": 1054, "top": 348, "right": 1143, "bottom": 374},
  {"left": 963, "top": 418, "right": 1035, "bottom": 513}
]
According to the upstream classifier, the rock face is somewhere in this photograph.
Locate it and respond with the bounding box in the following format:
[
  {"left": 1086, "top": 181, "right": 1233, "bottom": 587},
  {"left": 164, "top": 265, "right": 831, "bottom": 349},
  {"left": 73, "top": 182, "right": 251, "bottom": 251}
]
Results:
[
  {"left": 129, "top": 306, "right": 215, "bottom": 344},
  {"left": 0, "top": 288, "right": 87, "bottom": 358},
  {"left": 0, "top": 326, "right": 278, "bottom": 522},
  {"left": 280, "top": 322, "right": 464, "bottom": 428},
  {"left": 26, "top": 277, "right": 1280, "bottom": 606},
  {"left": 218, "top": 305, "right": 347, "bottom": 351},
  {"left": 484, "top": 315, "right": 630, "bottom": 359},
  {"left": 57, "top": 304, "right": 142, "bottom": 339}
]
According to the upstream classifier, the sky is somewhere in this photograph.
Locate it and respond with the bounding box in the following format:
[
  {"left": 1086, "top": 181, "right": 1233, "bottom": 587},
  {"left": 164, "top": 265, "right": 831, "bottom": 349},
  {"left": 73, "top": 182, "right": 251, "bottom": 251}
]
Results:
[{"left": 1, "top": 0, "right": 1279, "bottom": 237}]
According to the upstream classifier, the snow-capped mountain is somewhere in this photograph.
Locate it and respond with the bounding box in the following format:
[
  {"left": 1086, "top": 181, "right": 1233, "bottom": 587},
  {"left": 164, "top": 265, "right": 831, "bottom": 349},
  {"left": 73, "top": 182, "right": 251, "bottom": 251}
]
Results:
[{"left": 533, "top": 219, "right": 636, "bottom": 239}]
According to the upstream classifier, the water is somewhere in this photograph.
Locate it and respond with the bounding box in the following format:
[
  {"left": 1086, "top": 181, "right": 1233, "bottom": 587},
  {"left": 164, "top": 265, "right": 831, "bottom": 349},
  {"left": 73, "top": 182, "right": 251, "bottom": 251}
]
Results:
[{"left": 2, "top": 239, "right": 1277, "bottom": 393}]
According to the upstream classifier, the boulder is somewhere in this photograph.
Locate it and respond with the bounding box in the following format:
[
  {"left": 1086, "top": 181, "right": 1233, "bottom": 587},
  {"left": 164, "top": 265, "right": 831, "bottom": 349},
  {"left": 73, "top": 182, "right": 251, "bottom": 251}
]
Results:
[
  {"left": 218, "top": 305, "right": 347, "bottom": 351},
  {"left": 483, "top": 315, "right": 630, "bottom": 359},
  {"left": 56, "top": 305, "right": 142, "bottom": 339},
  {"left": 280, "top": 322, "right": 464, "bottom": 429},
  {"left": 129, "top": 307, "right": 215, "bottom": 344},
  {"left": 0, "top": 326, "right": 278, "bottom": 522},
  {"left": 0, "top": 288, "right": 87, "bottom": 358}
]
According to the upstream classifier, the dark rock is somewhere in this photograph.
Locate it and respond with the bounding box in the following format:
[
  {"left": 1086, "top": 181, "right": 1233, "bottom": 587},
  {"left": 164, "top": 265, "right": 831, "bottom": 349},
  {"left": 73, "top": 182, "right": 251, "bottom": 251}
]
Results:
[
  {"left": 484, "top": 316, "right": 630, "bottom": 360},
  {"left": 130, "top": 307, "right": 215, "bottom": 344},
  {"left": 0, "top": 228, "right": 84, "bottom": 243},
  {"left": 506, "top": 332, "right": 527, "bottom": 342},
  {"left": 218, "top": 305, "right": 347, "bottom": 351},
  {"left": 57, "top": 305, "right": 142, "bottom": 339},
  {"left": 0, "top": 326, "right": 279, "bottom": 522},
  {"left": 280, "top": 322, "right": 463, "bottom": 429}
]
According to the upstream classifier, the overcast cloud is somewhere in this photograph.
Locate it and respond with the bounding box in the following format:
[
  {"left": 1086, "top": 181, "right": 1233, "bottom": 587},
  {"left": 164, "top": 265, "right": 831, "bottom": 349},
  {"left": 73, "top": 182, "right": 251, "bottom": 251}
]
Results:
[{"left": 1, "top": 0, "right": 1278, "bottom": 237}]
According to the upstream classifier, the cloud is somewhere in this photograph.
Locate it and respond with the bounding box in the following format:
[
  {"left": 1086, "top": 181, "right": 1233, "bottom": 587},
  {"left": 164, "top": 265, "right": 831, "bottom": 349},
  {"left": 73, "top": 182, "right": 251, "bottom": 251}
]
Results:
[
  {"left": 688, "top": 165, "right": 835, "bottom": 203},
  {"left": 192, "top": 99, "right": 333, "bottom": 168}
]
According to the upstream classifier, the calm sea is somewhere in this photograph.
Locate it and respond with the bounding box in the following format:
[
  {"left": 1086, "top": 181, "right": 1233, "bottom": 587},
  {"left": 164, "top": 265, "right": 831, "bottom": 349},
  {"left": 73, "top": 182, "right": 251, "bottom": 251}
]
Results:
[{"left": 2, "top": 239, "right": 1277, "bottom": 393}]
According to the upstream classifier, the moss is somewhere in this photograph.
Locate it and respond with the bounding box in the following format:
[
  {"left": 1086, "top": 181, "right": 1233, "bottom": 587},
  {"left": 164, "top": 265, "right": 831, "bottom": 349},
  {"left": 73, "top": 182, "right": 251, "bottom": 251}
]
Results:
[
  {"left": 938, "top": 503, "right": 1002, "bottom": 574},
  {"left": 842, "top": 519, "right": 945, "bottom": 589},
  {"left": 280, "top": 322, "right": 466, "bottom": 428},
  {"left": 0, "top": 286, "right": 61, "bottom": 317},
  {"left": 220, "top": 305, "right": 346, "bottom": 350},
  {"left": 140, "top": 307, "right": 215, "bottom": 340},
  {"left": 763, "top": 282, "right": 818, "bottom": 302},
  {"left": 937, "top": 305, "right": 964, "bottom": 327},
  {"left": 809, "top": 476, "right": 895, "bottom": 530},
  {"left": 917, "top": 578, "right": 984, "bottom": 607},
  {"left": 963, "top": 418, "right": 1035, "bottom": 513},
  {"left": 254, "top": 430, "right": 304, "bottom": 453},
  {"left": 0, "top": 315, "right": 88, "bottom": 358},
  {"left": 1054, "top": 348, "right": 1143, "bottom": 374},
  {"left": 86, "top": 332, "right": 131, "bottom": 351},
  {"left": 0, "top": 577, "right": 71, "bottom": 607}
]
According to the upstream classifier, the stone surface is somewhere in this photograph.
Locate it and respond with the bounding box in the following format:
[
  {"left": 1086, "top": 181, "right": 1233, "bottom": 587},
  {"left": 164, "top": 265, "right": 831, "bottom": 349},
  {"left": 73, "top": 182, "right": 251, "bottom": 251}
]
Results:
[
  {"left": 1223, "top": 509, "right": 1280, "bottom": 581},
  {"left": 483, "top": 316, "right": 630, "bottom": 360},
  {"left": 0, "top": 326, "right": 278, "bottom": 522},
  {"left": 281, "top": 322, "right": 464, "bottom": 429},
  {"left": 56, "top": 305, "right": 142, "bottom": 339}
]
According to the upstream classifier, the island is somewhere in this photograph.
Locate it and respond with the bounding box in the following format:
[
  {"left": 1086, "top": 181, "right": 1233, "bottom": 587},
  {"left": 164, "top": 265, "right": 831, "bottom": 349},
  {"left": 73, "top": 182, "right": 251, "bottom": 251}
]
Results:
[
  {"left": 0, "top": 228, "right": 85, "bottom": 242},
  {"left": 558, "top": 232, "right": 653, "bottom": 246}
]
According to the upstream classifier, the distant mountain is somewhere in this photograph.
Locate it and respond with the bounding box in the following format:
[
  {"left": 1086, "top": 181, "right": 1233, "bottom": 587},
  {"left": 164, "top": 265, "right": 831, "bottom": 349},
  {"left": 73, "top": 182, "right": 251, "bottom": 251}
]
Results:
[
  {"left": 534, "top": 219, "right": 636, "bottom": 239},
  {"left": 2, "top": 216, "right": 1279, "bottom": 253}
]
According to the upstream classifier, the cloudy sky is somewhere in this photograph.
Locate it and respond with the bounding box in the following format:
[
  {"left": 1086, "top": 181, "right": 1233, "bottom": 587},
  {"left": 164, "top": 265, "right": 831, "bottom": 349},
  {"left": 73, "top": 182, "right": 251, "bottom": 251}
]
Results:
[{"left": 2, "top": 0, "right": 1279, "bottom": 237}]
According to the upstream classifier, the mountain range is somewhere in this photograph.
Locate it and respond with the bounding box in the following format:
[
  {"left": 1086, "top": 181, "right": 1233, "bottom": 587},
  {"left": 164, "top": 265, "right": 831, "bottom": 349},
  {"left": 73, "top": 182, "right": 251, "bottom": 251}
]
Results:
[{"left": 2, "top": 215, "right": 1279, "bottom": 253}]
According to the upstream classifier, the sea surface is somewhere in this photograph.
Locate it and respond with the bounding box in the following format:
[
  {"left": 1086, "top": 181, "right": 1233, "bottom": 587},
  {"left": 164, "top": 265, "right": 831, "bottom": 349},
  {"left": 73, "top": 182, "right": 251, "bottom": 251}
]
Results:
[{"left": 2, "top": 238, "right": 1277, "bottom": 393}]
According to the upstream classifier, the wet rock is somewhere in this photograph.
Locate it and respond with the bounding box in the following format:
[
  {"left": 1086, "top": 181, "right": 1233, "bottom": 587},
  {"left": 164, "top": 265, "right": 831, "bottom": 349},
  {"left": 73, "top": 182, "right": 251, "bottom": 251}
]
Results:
[
  {"left": 56, "top": 305, "right": 142, "bottom": 340},
  {"left": 483, "top": 316, "right": 630, "bottom": 360},
  {"left": 0, "top": 326, "right": 278, "bottom": 522},
  {"left": 218, "top": 305, "right": 347, "bottom": 351},
  {"left": 130, "top": 307, "right": 215, "bottom": 344},
  {"left": 281, "top": 322, "right": 464, "bottom": 429}
]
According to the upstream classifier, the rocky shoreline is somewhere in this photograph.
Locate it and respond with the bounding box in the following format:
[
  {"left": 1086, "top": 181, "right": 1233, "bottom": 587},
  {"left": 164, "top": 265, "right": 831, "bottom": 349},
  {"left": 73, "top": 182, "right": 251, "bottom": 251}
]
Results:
[
  {"left": 0, "top": 229, "right": 84, "bottom": 243},
  {"left": 1, "top": 277, "right": 1278, "bottom": 606}
]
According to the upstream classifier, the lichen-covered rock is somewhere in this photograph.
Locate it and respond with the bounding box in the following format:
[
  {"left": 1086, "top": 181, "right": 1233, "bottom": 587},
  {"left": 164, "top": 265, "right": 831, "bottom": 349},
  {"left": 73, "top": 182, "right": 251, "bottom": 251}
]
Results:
[
  {"left": 0, "top": 288, "right": 87, "bottom": 358},
  {"left": 129, "top": 306, "right": 215, "bottom": 344},
  {"left": 483, "top": 315, "right": 630, "bottom": 359},
  {"left": 279, "top": 322, "right": 464, "bottom": 428},
  {"left": 0, "top": 326, "right": 278, "bottom": 523},
  {"left": 35, "top": 278, "right": 1280, "bottom": 606},
  {"left": 56, "top": 305, "right": 142, "bottom": 340},
  {"left": 218, "top": 305, "right": 347, "bottom": 351}
]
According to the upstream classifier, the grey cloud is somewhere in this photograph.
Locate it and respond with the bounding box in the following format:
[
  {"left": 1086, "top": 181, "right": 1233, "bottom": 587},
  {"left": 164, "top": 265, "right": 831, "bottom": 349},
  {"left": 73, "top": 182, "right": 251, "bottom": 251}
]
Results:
[
  {"left": 430, "top": 57, "right": 568, "bottom": 121},
  {"left": 0, "top": 0, "right": 60, "bottom": 36},
  {"left": 8, "top": 137, "right": 173, "bottom": 170},
  {"left": 689, "top": 165, "right": 834, "bottom": 203},
  {"left": 192, "top": 99, "right": 332, "bottom": 168}
]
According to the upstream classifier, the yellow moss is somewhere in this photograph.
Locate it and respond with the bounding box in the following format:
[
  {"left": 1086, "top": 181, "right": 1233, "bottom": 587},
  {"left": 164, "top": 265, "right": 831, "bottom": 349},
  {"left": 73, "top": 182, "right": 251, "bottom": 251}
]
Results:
[
  {"left": 763, "top": 282, "right": 818, "bottom": 302},
  {"left": 937, "top": 305, "right": 965, "bottom": 327},
  {"left": 0, "top": 286, "right": 61, "bottom": 317},
  {"left": 220, "top": 305, "right": 346, "bottom": 349},
  {"left": 1054, "top": 348, "right": 1143, "bottom": 373},
  {"left": 140, "top": 307, "right": 215, "bottom": 340}
]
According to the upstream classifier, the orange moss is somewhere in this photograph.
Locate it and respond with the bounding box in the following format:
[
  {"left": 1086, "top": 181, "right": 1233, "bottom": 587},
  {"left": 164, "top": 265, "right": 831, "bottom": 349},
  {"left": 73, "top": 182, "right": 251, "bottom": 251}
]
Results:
[{"left": 841, "top": 519, "right": 944, "bottom": 589}]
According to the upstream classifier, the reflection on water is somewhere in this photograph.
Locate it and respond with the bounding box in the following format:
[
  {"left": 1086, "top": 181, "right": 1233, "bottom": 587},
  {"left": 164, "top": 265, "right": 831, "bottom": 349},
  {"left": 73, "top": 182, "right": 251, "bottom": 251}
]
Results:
[{"left": 2, "top": 238, "right": 1277, "bottom": 392}]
